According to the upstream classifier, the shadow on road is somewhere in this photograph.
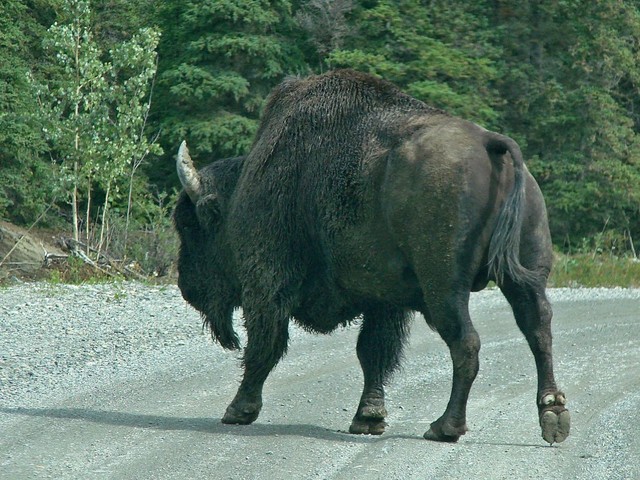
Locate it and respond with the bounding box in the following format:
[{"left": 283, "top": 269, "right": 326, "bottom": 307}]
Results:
[
  {"left": 0, "top": 406, "right": 421, "bottom": 444},
  {"left": 1, "top": 407, "right": 551, "bottom": 448}
]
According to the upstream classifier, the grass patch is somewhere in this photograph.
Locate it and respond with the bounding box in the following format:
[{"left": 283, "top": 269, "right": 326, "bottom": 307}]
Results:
[{"left": 549, "top": 253, "right": 640, "bottom": 288}]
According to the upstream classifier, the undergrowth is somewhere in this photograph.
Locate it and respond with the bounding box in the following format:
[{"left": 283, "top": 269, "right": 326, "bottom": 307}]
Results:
[
  {"left": 36, "top": 252, "right": 640, "bottom": 288},
  {"left": 549, "top": 253, "right": 640, "bottom": 288}
]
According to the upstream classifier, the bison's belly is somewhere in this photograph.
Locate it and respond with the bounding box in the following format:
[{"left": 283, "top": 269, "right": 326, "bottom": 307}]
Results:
[
  {"left": 336, "top": 256, "right": 422, "bottom": 307},
  {"left": 292, "top": 278, "right": 361, "bottom": 333},
  {"left": 291, "top": 248, "right": 421, "bottom": 333},
  {"left": 326, "top": 231, "right": 422, "bottom": 306},
  {"left": 315, "top": 223, "right": 423, "bottom": 308}
]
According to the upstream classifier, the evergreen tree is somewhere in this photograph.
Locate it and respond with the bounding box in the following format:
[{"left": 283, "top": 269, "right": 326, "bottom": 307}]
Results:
[
  {"left": 0, "top": 0, "right": 57, "bottom": 224},
  {"left": 322, "top": 0, "right": 502, "bottom": 125},
  {"left": 493, "top": 0, "right": 640, "bottom": 249},
  {"left": 151, "top": 0, "right": 307, "bottom": 178},
  {"left": 92, "top": 0, "right": 157, "bottom": 46}
]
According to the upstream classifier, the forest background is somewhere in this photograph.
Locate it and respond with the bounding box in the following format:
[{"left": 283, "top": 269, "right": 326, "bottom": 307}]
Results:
[{"left": 1, "top": 0, "right": 639, "bottom": 281}]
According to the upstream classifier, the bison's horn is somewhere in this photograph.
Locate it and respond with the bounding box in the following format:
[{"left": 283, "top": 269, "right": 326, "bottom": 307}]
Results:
[{"left": 177, "top": 140, "right": 201, "bottom": 203}]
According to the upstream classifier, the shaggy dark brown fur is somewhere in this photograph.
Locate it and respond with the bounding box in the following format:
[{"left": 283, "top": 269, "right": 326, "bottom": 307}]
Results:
[
  {"left": 174, "top": 156, "right": 244, "bottom": 350},
  {"left": 174, "top": 69, "right": 570, "bottom": 444}
]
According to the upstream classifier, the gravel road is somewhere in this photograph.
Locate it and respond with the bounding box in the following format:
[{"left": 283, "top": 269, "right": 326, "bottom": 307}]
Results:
[{"left": 1, "top": 282, "right": 639, "bottom": 479}]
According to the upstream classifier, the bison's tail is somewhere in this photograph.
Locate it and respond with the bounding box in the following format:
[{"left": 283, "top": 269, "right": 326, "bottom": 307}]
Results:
[{"left": 484, "top": 132, "right": 539, "bottom": 287}]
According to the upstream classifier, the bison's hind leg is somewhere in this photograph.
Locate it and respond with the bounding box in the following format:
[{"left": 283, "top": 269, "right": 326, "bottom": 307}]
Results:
[
  {"left": 500, "top": 277, "right": 570, "bottom": 445},
  {"left": 349, "top": 305, "right": 410, "bottom": 435},
  {"left": 419, "top": 290, "right": 480, "bottom": 443}
]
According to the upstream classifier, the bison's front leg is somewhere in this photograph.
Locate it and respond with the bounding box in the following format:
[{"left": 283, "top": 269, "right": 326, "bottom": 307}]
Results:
[
  {"left": 349, "top": 306, "right": 410, "bottom": 435},
  {"left": 222, "top": 305, "right": 290, "bottom": 425}
]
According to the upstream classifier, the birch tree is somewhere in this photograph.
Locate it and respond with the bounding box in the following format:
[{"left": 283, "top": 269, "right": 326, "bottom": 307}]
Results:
[{"left": 37, "top": 0, "right": 161, "bottom": 254}]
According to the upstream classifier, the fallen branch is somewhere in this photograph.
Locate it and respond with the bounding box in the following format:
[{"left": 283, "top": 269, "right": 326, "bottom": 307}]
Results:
[
  {"left": 71, "top": 246, "right": 119, "bottom": 278},
  {"left": 61, "top": 236, "right": 147, "bottom": 280}
]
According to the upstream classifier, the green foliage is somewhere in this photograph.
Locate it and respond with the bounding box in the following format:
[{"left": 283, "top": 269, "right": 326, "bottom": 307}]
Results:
[
  {"left": 324, "top": 0, "right": 502, "bottom": 125},
  {"left": 101, "top": 27, "right": 163, "bottom": 178},
  {"left": 38, "top": 0, "right": 111, "bottom": 200},
  {"left": 0, "top": 0, "right": 57, "bottom": 224},
  {"left": 2, "top": 0, "right": 640, "bottom": 281},
  {"left": 492, "top": 0, "right": 640, "bottom": 249},
  {"left": 43, "top": 254, "right": 110, "bottom": 284},
  {"left": 550, "top": 253, "right": 640, "bottom": 288},
  {"left": 151, "top": 0, "right": 307, "bottom": 176},
  {"left": 35, "top": 0, "right": 161, "bottom": 245}
]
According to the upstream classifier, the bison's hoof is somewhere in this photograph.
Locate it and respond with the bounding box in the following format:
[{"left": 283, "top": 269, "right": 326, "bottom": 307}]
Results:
[
  {"left": 221, "top": 403, "right": 261, "bottom": 425},
  {"left": 540, "top": 409, "right": 571, "bottom": 445},
  {"left": 349, "top": 404, "right": 388, "bottom": 435},
  {"left": 423, "top": 428, "right": 461, "bottom": 443},
  {"left": 423, "top": 418, "right": 466, "bottom": 442},
  {"left": 349, "top": 418, "right": 387, "bottom": 435},
  {"left": 539, "top": 392, "right": 570, "bottom": 445}
]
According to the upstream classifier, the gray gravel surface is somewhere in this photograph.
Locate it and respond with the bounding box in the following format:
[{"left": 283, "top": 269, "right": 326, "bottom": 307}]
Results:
[{"left": 1, "top": 283, "right": 639, "bottom": 479}]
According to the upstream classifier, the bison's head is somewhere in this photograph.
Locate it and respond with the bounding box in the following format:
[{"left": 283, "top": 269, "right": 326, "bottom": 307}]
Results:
[{"left": 174, "top": 142, "right": 244, "bottom": 349}]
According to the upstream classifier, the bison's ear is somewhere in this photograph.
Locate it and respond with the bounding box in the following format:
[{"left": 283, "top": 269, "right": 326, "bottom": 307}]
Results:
[{"left": 195, "top": 193, "right": 221, "bottom": 228}]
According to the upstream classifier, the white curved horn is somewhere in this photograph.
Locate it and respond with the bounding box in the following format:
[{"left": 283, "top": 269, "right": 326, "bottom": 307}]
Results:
[{"left": 177, "top": 140, "right": 201, "bottom": 203}]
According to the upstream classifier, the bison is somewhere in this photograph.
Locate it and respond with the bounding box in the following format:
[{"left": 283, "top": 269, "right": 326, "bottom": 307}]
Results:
[{"left": 174, "top": 69, "right": 570, "bottom": 444}]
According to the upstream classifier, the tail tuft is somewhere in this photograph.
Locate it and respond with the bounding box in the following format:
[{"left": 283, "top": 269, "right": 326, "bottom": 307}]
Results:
[{"left": 202, "top": 306, "right": 241, "bottom": 351}]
